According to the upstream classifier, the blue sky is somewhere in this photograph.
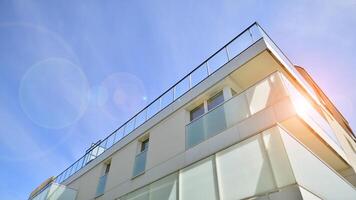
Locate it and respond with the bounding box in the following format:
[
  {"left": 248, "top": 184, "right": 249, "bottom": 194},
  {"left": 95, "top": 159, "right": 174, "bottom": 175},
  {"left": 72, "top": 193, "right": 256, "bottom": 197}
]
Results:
[{"left": 0, "top": 0, "right": 355, "bottom": 199}]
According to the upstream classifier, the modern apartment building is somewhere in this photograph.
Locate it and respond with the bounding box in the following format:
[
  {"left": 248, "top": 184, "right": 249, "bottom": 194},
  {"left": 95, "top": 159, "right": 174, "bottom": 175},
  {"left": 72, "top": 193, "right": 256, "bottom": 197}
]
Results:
[{"left": 29, "top": 22, "right": 356, "bottom": 200}]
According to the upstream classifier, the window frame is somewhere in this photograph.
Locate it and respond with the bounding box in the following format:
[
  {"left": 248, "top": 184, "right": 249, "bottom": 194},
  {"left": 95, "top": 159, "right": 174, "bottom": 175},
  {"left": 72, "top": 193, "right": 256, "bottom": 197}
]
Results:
[{"left": 189, "top": 90, "right": 227, "bottom": 123}]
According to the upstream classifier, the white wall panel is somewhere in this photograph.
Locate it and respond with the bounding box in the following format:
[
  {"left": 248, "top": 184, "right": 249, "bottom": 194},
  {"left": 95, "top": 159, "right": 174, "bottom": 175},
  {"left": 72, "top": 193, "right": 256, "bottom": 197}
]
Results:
[
  {"left": 215, "top": 135, "right": 275, "bottom": 200},
  {"left": 179, "top": 156, "right": 218, "bottom": 200}
]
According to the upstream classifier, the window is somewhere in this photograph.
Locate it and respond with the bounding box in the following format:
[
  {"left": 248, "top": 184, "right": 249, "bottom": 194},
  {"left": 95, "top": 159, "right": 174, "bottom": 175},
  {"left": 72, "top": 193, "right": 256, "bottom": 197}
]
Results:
[
  {"left": 190, "top": 91, "right": 225, "bottom": 122},
  {"left": 141, "top": 138, "right": 149, "bottom": 152},
  {"left": 190, "top": 103, "right": 205, "bottom": 121},
  {"left": 207, "top": 91, "right": 224, "bottom": 111},
  {"left": 187, "top": 89, "right": 240, "bottom": 148},
  {"left": 104, "top": 163, "right": 111, "bottom": 174},
  {"left": 133, "top": 137, "right": 149, "bottom": 177},
  {"left": 96, "top": 161, "right": 111, "bottom": 197}
]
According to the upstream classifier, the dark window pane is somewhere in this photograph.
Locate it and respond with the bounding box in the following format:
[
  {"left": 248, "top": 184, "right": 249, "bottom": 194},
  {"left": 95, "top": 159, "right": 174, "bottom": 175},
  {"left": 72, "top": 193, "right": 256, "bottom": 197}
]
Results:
[
  {"left": 207, "top": 91, "right": 224, "bottom": 111},
  {"left": 105, "top": 163, "right": 111, "bottom": 174},
  {"left": 141, "top": 139, "right": 149, "bottom": 152},
  {"left": 190, "top": 104, "right": 205, "bottom": 121}
]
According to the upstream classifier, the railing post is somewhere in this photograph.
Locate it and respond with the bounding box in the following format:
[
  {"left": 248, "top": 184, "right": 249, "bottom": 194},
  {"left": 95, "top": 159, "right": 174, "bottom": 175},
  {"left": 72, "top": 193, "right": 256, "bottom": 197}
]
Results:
[
  {"left": 123, "top": 124, "right": 126, "bottom": 137},
  {"left": 248, "top": 28, "right": 254, "bottom": 42},
  {"left": 159, "top": 97, "right": 162, "bottom": 110},
  {"left": 112, "top": 132, "right": 117, "bottom": 145},
  {"left": 173, "top": 87, "right": 176, "bottom": 100},
  {"left": 225, "top": 47, "right": 230, "bottom": 61},
  {"left": 189, "top": 74, "right": 192, "bottom": 88},
  {"left": 133, "top": 117, "right": 137, "bottom": 129},
  {"left": 206, "top": 62, "right": 210, "bottom": 75},
  {"left": 104, "top": 139, "right": 108, "bottom": 149},
  {"left": 62, "top": 170, "right": 68, "bottom": 182},
  {"left": 95, "top": 143, "right": 100, "bottom": 157}
]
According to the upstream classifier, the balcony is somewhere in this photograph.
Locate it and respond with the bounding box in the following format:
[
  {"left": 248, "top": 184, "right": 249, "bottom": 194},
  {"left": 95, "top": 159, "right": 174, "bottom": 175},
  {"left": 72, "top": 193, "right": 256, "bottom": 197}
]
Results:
[
  {"left": 29, "top": 182, "right": 77, "bottom": 200},
  {"left": 186, "top": 72, "right": 288, "bottom": 149},
  {"left": 186, "top": 90, "right": 250, "bottom": 148},
  {"left": 185, "top": 71, "right": 344, "bottom": 158}
]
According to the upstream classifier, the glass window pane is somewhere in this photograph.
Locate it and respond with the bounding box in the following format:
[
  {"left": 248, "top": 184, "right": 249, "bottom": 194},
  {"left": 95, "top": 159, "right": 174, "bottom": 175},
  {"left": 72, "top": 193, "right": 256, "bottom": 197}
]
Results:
[
  {"left": 132, "top": 150, "right": 147, "bottom": 177},
  {"left": 96, "top": 174, "right": 107, "bottom": 197},
  {"left": 207, "top": 91, "right": 224, "bottom": 111},
  {"left": 190, "top": 104, "right": 204, "bottom": 121},
  {"left": 179, "top": 156, "right": 218, "bottom": 200}
]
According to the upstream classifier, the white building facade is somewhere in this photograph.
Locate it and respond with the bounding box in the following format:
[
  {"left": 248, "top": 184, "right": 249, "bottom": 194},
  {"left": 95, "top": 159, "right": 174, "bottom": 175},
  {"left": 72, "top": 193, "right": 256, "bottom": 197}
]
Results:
[{"left": 29, "top": 23, "right": 356, "bottom": 200}]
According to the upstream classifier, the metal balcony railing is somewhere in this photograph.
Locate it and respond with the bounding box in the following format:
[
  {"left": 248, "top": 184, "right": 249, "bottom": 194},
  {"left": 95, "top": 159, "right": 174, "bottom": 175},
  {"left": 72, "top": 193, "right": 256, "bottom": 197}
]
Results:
[
  {"left": 54, "top": 22, "right": 324, "bottom": 184},
  {"left": 29, "top": 182, "right": 77, "bottom": 200},
  {"left": 53, "top": 22, "right": 264, "bottom": 184}
]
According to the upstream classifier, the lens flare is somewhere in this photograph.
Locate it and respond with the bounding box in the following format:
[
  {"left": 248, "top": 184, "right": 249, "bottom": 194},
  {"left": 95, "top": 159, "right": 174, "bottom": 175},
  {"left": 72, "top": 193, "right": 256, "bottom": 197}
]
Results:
[{"left": 19, "top": 58, "right": 89, "bottom": 129}]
